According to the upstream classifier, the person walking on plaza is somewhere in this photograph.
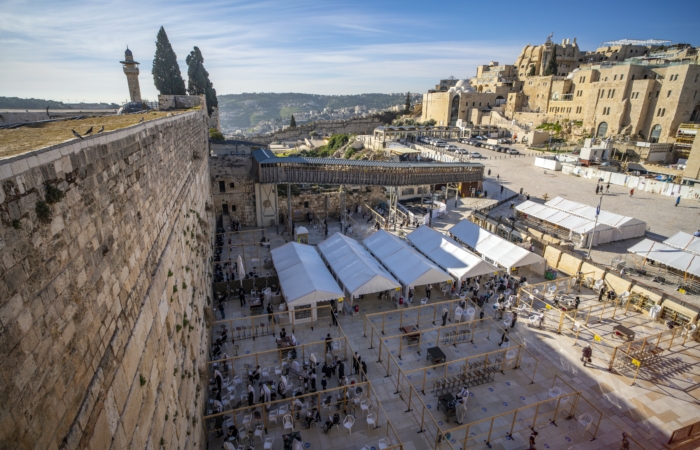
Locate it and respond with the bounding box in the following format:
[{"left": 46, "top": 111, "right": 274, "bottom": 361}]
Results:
[
  {"left": 442, "top": 308, "right": 449, "bottom": 326},
  {"left": 595, "top": 185, "right": 600, "bottom": 194},
  {"left": 629, "top": 188, "right": 634, "bottom": 197},
  {"left": 675, "top": 195, "right": 681, "bottom": 207},
  {"left": 581, "top": 344, "right": 592, "bottom": 367},
  {"left": 331, "top": 305, "right": 338, "bottom": 326},
  {"left": 510, "top": 311, "right": 518, "bottom": 329},
  {"left": 619, "top": 432, "right": 630, "bottom": 450},
  {"left": 239, "top": 288, "right": 246, "bottom": 307},
  {"left": 360, "top": 361, "right": 368, "bottom": 381},
  {"left": 606, "top": 183, "right": 610, "bottom": 193},
  {"left": 426, "top": 284, "right": 432, "bottom": 300},
  {"left": 528, "top": 430, "right": 539, "bottom": 450}
]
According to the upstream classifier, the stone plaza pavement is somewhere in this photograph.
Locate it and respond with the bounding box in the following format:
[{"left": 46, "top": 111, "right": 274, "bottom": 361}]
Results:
[{"left": 210, "top": 228, "right": 700, "bottom": 450}]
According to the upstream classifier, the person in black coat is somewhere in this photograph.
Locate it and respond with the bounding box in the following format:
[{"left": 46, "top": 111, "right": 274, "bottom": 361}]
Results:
[
  {"left": 360, "top": 361, "right": 368, "bottom": 382},
  {"left": 239, "top": 288, "right": 246, "bottom": 307},
  {"left": 338, "top": 361, "right": 345, "bottom": 379}
]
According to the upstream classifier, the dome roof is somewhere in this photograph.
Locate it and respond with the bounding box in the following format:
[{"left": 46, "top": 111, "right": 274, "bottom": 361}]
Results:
[
  {"left": 566, "top": 68, "right": 580, "bottom": 80},
  {"left": 455, "top": 79, "right": 468, "bottom": 87}
]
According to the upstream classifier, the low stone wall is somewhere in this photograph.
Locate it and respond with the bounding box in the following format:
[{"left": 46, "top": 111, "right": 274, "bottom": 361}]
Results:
[
  {"left": 158, "top": 94, "right": 203, "bottom": 110},
  {"left": 0, "top": 111, "right": 213, "bottom": 449}
]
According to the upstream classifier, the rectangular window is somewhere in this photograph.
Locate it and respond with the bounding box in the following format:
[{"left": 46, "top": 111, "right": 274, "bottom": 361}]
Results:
[
  {"left": 303, "top": 201, "right": 309, "bottom": 208},
  {"left": 219, "top": 181, "right": 226, "bottom": 193},
  {"left": 222, "top": 204, "right": 229, "bottom": 215},
  {"left": 620, "top": 74, "right": 624, "bottom": 81},
  {"left": 614, "top": 75, "right": 617, "bottom": 81},
  {"left": 656, "top": 91, "right": 659, "bottom": 98},
  {"left": 667, "top": 90, "right": 672, "bottom": 98},
  {"left": 231, "top": 205, "right": 236, "bottom": 212},
  {"left": 600, "top": 90, "right": 605, "bottom": 99},
  {"left": 611, "top": 89, "right": 615, "bottom": 98},
  {"left": 229, "top": 182, "right": 235, "bottom": 189}
]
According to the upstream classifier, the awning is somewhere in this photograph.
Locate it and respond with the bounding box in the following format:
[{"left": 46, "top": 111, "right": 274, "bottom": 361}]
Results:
[
  {"left": 447, "top": 219, "right": 545, "bottom": 270},
  {"left": 406, "top": 226, "right": 500, "bottom": 281},
  {"left": 628, "top": 239, "right": 700, "bottom": 277},
  {"left": 545, "top": 196, "right": 646, "bottom": 240},
  {"left": 317, "top": 233, "right": 400, "bottom": 298},
  {"left": 363, "top": 230, "right": 451, "bottom": 287},
  {"left": 271, "top": 242, "right": 344, "bottom": 307},
  {"left": 663, "top": 231, "right": 700, "bottom": 256}
]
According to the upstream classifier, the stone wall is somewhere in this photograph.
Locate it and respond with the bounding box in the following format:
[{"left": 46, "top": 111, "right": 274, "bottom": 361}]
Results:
[
  {"left": 158, "top": 94, "right": 203, "bottom": 111},
  {"left": 210, "top": 155, "right": 257, "bottom": 226},
  {"left": 278, "top": 186, "right": 386, "bottom": 221},
  {"left": 0, "top": 111, "right": 214, "bottom": 449}
]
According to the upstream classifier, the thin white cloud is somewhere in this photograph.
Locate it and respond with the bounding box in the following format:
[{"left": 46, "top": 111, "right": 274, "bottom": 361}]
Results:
[{"left": 0, "top": 0, "right": 523, "bottom": 102}]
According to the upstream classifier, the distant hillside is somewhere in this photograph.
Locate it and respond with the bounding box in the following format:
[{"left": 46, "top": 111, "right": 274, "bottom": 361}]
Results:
[
  {"left": 218, "top": 92, "right": 420, "bottom": 131},
  {"left": 0, "top": 97, "right": 119, "bottom": 110}
]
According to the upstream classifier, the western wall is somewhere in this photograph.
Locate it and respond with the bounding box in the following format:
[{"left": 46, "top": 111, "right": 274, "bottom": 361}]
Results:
[{"left": 0, "top": 110, "right": 214, "bottom": 449}]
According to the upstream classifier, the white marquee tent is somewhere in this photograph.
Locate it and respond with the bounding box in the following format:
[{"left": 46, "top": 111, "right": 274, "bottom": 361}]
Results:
[
  {"left": 663, "top": 231, "right": 700, "bottom": 255},
  {"left": 271, "top": 242, "right": 344, "bottom": 310},
  {"left": 363, "top": 230, "right": 451, "bottom": 288},
  {"left": 515, "top": 200, "right": 614, "bottom": 247},
  {"left": 317, "top": 233, "right": 400, "bottom": 300},
  {"left": 406, "top": 226, "right": 500, "bottom": 282},
  {"left": 545, "top": 196, "right": 646, "bottom": 241},
  {"left": 628, "top": 239, "right": 700, "bottom": 278},
  {"left": 448, "top": 219, "right": 545, "bottom": 270}
]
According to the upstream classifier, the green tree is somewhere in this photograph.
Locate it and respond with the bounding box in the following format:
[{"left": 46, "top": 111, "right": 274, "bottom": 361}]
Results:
[
  {"left": 528, "top": 65, "right": 536, "bottom": 76},
  {"left": 404, "top": 92, "right": 411, "bottom": 113},
  {"left": 185, "top": 46, "right": 218, "bottom": 116},
  {"left": 289, "top": 114, "right": 296, "bottom": 128},
  {"left": 543, "top": 51, "right": 558, "bottom": 76},
  {"left": 152, "top": 27, "right": 186, "bottom": 95}
]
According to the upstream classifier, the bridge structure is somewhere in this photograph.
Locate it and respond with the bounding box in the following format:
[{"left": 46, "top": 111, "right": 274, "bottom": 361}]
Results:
[{"left": 251, "top": 149, "right": 484, "bottom": 230}]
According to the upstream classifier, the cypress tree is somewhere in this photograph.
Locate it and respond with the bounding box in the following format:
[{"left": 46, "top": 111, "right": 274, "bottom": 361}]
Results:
[
  {"left": 289, "top": 115, "right": 297, "bottom": 128},
  {"left": 152, "top": 27, "right": 186, "bottom": 95},
  {"left": 404, "top": 92, "right": 411, "bottom": 113},
  {"left": 543, "top": 50, "right": 558, "bottom": 76},
  {"left": 186, "top": 46, "right": 218, "bottom": 116}
]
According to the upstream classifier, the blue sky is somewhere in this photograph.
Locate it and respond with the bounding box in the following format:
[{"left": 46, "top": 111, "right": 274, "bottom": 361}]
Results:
[{"left": 1, "top": 0, "right": 698, "bottom": 103}]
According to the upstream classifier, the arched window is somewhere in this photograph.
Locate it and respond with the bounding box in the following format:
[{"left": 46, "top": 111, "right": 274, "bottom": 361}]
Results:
[
  {"left": 449, "top": 95, "right": 460, "bottom": 126},
  {"left": 495, "top": 95, "right": 505, "bottom": 105},
  {"left": 596, "top": 122, "right": 608, "bottom": 138},
  {"left": 650, "top": 125, "right": 662, "bottom": 143}
]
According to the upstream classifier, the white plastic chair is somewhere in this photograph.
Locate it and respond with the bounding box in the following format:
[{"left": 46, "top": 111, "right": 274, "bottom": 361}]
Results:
[
  {"left": 263, "top": 437, "right": 274, "bottom": 450},
  {"left": 360, "top": 399, "right": 371, "bottom": 416},
  {"left": 283, "top": 414, "right": 294, "bottom": 431},
  {"left": 378, "top": 438, "right": 390, "bottom": 450},
  {"left": 262, "top": 366, "right": 269, "bottom": 379},
  {"left": 454, "top": 306, "right": 463, "bottom": 322},
  {"left": 420, "top": 297, "right": 428, "bottom": 305},
  {"left": 343, "top": 415, "right": 355, "bottom": 434},
  {"left": 278, "top": 405, "right": 288, "bottom": 417},
  {"left": 254, "top": 425, "right": 264, "bottom": 443},
  {"left": 577, "top": 413, "right": 593, "bottom": 436},
  {"left": 242, "top": 414, "right": 252, "bottom": 427},
  {"left": 275, "top": 365, "right": 282, "bottom": 376},
  {"left": 366, "top": 412, "right": 377, "bottom": 430},
  {"left": 268, "top": 408, "right": 279, "bottom": 426},
  {"left": 548, "top": 387, "right": 562, "bottom": 398}
]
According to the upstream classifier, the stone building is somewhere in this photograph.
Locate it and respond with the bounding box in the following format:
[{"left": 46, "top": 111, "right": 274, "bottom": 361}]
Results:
[
  {"left": 120, "top": 48, "right": 142, "bottom": 103},
  {"left": 421, "top": 36, "right": 700, "bottom": 152}
]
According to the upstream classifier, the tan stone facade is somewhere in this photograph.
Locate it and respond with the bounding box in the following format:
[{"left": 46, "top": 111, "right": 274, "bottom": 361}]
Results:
[
  {"left": 120, "top": 48, "right": 142, "bottom": 103},
  {"left": 0, "top": 111, "right": 213, "bottom": 449},
  {"left": 421, "top": 37, "right": 700, "bottom": 149}
]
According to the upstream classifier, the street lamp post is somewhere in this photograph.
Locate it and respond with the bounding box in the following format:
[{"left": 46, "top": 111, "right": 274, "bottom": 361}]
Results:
[{"left": 586, "top": 194, "right": 603, "bottom": 259}]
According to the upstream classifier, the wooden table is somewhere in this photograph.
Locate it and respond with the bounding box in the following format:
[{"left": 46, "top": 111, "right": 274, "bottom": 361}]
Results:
[
  {"left": 427, "top": 346, "right": 446, "bottom": 365},
  {"left": 613, "top": 324, "right": 635, "bottom": 341},
  {"left": 401, "top": 326, "right": 420, "bottom": 345}
]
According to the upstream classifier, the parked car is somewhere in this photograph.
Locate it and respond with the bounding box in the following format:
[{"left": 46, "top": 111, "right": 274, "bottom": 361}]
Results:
[
  {"left": 470, "top": 152, "right": 483, "bottom": 158},
  {"left": 475, "top": 135, "right": 486, "bottom": 140},
  {"left": 455, "top": 148, "right": 469, "bottom": 154},
  {"left": 507, "top": 148, "right": 520, "bottom": 155},
  {"left": 445, "top": 144, "right": 459, "bottom": 152},
  {"left": 471, "top": 141, "right": 482, "bottom": 147},
  {"left": 435, "top": 142, "right": 448, "bottom": 148},
  {"left": 498, "top": 138, "right": 512, "bottom": 144}
]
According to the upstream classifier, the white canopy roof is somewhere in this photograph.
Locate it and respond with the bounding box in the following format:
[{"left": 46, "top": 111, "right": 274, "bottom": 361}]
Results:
[
  {"left": 664, "top": 231, "right": 700, "bottom": 256},
  {"left": 363, "top": 230, "right": 451, "bottom": 287},
  {"left": 317, "top": 233, "right": 400, "bottom": 297},
  {"left": 271, "top": 242, "right": 344, "bottom": 307},
  {"left": 545, "top": 196, "right": 646, "bottom": 240},
  {"left": 406, "top": 226, "right": 500, "bottom": 281},
  {"left": 516, "top": 201, "right": 614, "bottom": 235},
  {"left": 628, "top": 239, "right": 700, "bottom": 277},
  {"left": 447, "top": 219, "right": 545, "bottom": 270}
]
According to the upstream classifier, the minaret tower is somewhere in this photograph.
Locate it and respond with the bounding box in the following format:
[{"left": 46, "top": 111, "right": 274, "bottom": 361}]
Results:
[{"left": 120, "top": 47, "right": 142, "bottom": 103}]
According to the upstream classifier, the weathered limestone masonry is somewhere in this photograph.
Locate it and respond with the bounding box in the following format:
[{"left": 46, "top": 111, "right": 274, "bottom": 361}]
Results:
[
  {"left": 278, "top": 186, "right": 386, "bottom": 221},
  {"left": 210, "top": 155, "right": 257, "bottom": 225},
  {"left": 0, "top": 111, "right": 214, "bottom": 449}
]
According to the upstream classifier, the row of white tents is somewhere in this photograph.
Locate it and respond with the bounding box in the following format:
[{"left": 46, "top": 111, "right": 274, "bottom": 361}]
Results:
[
  {"left": 628, "top": 231, "right": 700, "bottom": 279},
  {"left": 270, "top": 220, "right": 545, "bottom": 319},
  {"left": 515, "top": 196, "right": 646, "bottom": 247}
]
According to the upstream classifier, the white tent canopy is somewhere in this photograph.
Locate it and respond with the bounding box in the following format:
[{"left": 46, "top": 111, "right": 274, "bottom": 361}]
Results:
[
  {"left": 663, "top": 231, "right": 700, "bottom": 256},
  {"left": 447, "top": 219, "right": 545, "bottom": 270},
  {"left": 363, "top": 230, "right": 451, "bottom": 288},
  {"left": 545, "top": 196, "right": 646, "bottom": 241},
  {"left": 515, "top": 200, "right": 614, "bottom": 246},
  {"left": 271, "top": 242, "right": 344, "bottom": 307},
  {"left": 317, "top": 232, "right": 400, "bottom": 298},
  {"left": 628, "top": 239, "right": 700, "bottom": 278},
  {"left": 406, "top": 226, "right": 501, "bottom": 281}
]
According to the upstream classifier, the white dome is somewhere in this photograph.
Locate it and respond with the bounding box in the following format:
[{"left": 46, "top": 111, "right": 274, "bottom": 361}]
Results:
[
  {"left": 566, "top": 68, "right": 581, "bottom": 80},
  {"left": 455, "top": 79, "right": 469, "bottom": 87}
]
